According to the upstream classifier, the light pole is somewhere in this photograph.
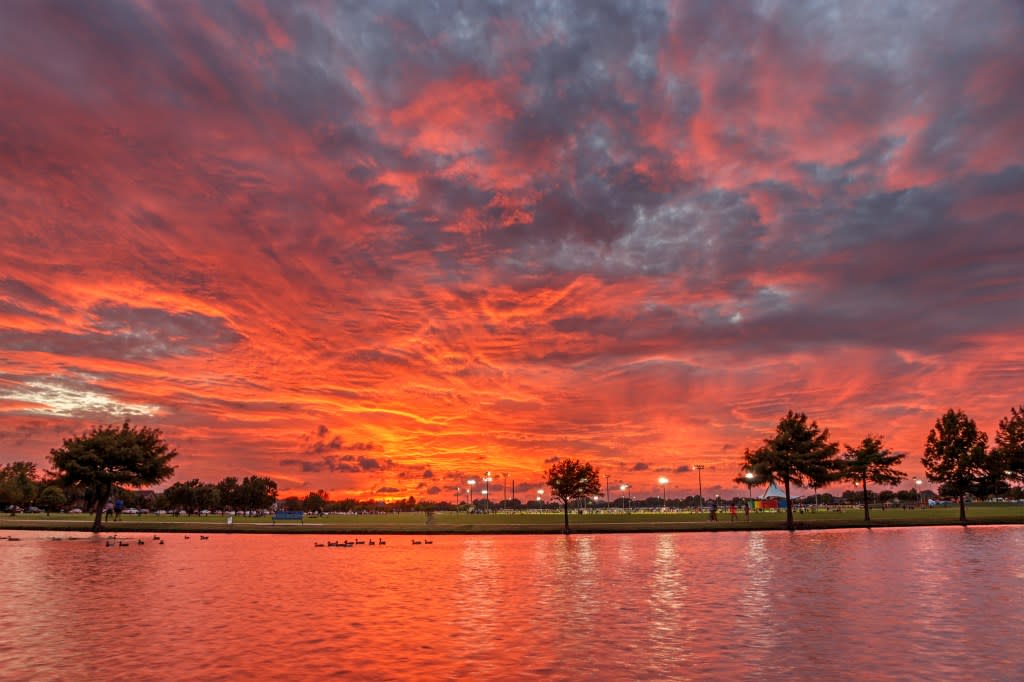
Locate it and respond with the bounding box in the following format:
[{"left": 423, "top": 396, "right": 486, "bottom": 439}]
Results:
[
  {"left": 658, "top": 476, "right": 669, "bottom": 509},
  {"left": 694, "top": 464, "right": 705, "bottom": 511},
  {"left": 456, "top": 486, "right": 462, "bottom": 507},
  {"left": 502, "top": 473, "right": 508, "bottom": 510},
  {"left": 605, "top": 474, "right": 610, "bottom": 512},
  {"left": 915, "top": 478, "right": 923, "bottom": 506},
  {"left": 483, "top": 472, "right": 493, "bottom": 512},
  {"left": 537, "top": 488, "right": 544, "bottom": 511},
  {"left": 745, "top": 471, "right": 754, "bottom": 514},
  {"left": 620, "top": 483, "right": 629, "bottom": 511},
  {"left": 468, "top": 479, "right": 476, "bottom": 507}
]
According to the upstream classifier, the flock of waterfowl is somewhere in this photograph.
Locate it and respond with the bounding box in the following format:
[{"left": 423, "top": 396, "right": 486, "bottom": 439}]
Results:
[
  {"left": 6, "top": 534, "right": 434, "bottom": 547},
  {"left": 313, "top": 538, "right": 434, "bottom": 548}
]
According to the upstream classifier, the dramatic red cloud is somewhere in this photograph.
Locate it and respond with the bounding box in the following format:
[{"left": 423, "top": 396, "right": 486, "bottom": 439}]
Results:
[{"left": 1, "top": 1, "right": 1021, "bottom": 501}]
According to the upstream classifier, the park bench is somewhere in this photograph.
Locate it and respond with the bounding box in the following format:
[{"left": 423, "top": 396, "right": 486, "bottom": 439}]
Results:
[{"left": 272, "top": 510, "right": 304, "bottom": 524}]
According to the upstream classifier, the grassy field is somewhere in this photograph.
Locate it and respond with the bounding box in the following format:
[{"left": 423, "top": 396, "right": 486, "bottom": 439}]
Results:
[{"left": 3, "top": 503, "right": 1023, "bottom": 534}]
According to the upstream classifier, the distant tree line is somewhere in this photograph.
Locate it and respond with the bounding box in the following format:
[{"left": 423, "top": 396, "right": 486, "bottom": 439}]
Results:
[{"left": 2, "top": 404, "right": 1022, "bottom": 532}]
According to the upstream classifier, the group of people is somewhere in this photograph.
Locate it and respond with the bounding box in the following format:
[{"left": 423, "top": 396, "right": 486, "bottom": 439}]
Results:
[
  {"left": 708, "top": 499, "right": 751, "bottom": 522},
  {"left": 103, "top": 499, "right": 124, "bottom": 521}
]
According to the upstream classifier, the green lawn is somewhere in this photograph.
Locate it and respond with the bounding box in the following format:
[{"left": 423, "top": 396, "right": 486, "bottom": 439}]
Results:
[{"left": 3, "top": 504, "right": 1022, "bottom": 534}]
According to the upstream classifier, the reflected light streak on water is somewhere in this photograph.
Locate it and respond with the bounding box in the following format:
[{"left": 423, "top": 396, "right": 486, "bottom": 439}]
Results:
[{"left": 0, "top": 527, "right": 1022, "bottom": 681}]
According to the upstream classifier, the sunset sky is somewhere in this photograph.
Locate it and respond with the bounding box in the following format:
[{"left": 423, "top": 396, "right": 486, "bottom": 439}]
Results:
[{"left": 1, "top": 1, "right": 1022, "bottom": 501}]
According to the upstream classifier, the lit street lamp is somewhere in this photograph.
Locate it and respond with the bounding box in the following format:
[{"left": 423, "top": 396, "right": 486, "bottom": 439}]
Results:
[
  {"left": 620, "top": 483, "right": 630, "bottom": 511},
  {"left": 468, "top": 479, "right": 476, "bottom": 505},
  {"left": 483, "top": 472, "right": 493, "bottom": 511},
  {"left": 915, "top": 478, "right": 923, "bottom": 506},
  {"left": 658, "top": 476, "right": 669, "bottom": 509},
  {"left": 537, "top": 488, "right": 544, "bottom": 510},
  {"left": 745, "top": 471, "right": 754, "bottom": 515}
]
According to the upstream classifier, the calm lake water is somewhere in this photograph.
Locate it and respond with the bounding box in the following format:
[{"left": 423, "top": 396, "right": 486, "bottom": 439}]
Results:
[{"left": 1, "top": 526, "right": 1022, "bottom": 681}]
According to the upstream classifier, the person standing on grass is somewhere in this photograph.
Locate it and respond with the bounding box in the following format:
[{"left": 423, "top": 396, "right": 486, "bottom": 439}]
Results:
[
  {"left": 744, "top": 500, "right": 750, "bottom": 521},
  {"left": 729, "top": 503, "right": 737, "bottom": 521}
]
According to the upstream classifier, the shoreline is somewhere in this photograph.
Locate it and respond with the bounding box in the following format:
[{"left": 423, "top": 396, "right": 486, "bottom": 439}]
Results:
[{"left": 3, "top": 514, "right": 1022, "bottom": 535}]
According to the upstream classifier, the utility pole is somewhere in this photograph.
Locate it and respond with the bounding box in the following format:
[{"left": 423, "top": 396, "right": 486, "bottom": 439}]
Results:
[
  {"left": 604, "top": 474, "right": 610, "bottom": 511},
  {"left": 503, "top": 473, "right": 508, "bottom": 511}
]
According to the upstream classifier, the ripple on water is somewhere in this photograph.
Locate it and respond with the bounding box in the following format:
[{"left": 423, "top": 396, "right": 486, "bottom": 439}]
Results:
[{"left": 0, "top": 527, "right": 1022, "bottom": 680}]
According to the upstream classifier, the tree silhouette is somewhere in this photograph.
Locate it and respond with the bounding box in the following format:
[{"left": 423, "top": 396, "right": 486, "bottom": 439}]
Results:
[
  {"left": 49, "top": 421, "right": 177, "bottom": 532},
  {"left": 0, "top": 461, "right": 40, "bottom": 513},
  {"left": 995, "top": 405, "right": 1024, "bottom": 485},
  {"left": 544, "top": 458, "right": 601, "bottom": 533},
  {"left": 838, "top": 436, "right": 906, "bottom": 522},
  {"left": 921, "top": 409, "right": 989, "bottom": 524},
  {"left": 741, "top": 411, "right": 839, "bottom": 530}
]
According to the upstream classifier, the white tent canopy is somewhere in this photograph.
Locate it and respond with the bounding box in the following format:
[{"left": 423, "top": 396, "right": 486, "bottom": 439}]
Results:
[{"left": 762, "top": 483, "right": 786, "bottom": 499}]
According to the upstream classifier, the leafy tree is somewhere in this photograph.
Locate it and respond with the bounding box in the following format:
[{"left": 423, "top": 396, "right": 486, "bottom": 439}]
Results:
[
  {"left": 921, "top": 409, "right": 989, "bottom": 524},
  {"left": 216, "top": 477, "right": 241, "bottom": 510},
  {"left": 165, "top": 479, "right": 202, "bottom": 514},
  {"left": 0, "top": 461, "right": 40, "bottom": 512},
  {"left": 195, "top": 484, "right": 220, "bottom": 512},
  {"left": 239, "top": 475, "right": 278, "bottom": 512},
  {"left": 837, "top": 436, "right": 906, "bottom": 522},
  {"left": 994, "top": 405, "right": 1024, "bottom": 484},
  {"left": 973, "top": 448, "right": 1011, "bottom": 500},
  {"left": 49, "top": 421, "right": 177, "bottom": 531},
  {"left": 37, "top": 485, "right": 67, "bottom": 514},
  {"left": 544, "top": 458, "right": 601, "bottom": 533},
  {"left": 741, "top": 411, "right": 839, "bottom": 530},
  {"left": 280, "top": 495, "right": 302, "bottom": 512}
]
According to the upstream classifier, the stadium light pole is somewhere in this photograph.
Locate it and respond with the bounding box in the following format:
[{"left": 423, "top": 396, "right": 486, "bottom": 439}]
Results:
[
  {"left": 658, "top": 476, "right": 669, "bottom": 509},
  {"left": 694, "top": 464, "right": 705, "bottom": 510}
]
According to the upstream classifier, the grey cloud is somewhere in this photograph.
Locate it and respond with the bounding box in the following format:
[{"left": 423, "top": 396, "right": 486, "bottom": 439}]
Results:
[{"left": 0, "top": 304, "right": 241, "bottom": 361}]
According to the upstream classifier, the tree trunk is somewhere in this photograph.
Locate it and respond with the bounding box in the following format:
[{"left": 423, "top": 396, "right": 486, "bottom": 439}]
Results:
[
  {"left": 562, "top": 499, "right": 570, "bottom": 533},
  {"left": 784, "top": 478, "right": 794, "bottom": 530},
  {"left": 862, "top": 477, "right": 871, "bottom": 523},
  {"left": 959, "top": 495, "right": 967, "bottom": 525},
  {"left": 91, "top": 494, "right": 106, "bottom": 533}
]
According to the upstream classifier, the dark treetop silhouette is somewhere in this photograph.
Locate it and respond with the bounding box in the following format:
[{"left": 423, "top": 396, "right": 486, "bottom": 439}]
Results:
[
  {"left": 921, "top": 409, "right": 993, "bottom": 525},
  {"left": 544, "top": 458, "right": 601, "bottom": 533},
  {"left": 742, "top": 411, "right": 839, "bottom": 530},
  {"left": 49, "top": 421, "right": 177, "bottom": 532},
  {"left": 838, "top": 435, "right": 906, "bottom": 523}
]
